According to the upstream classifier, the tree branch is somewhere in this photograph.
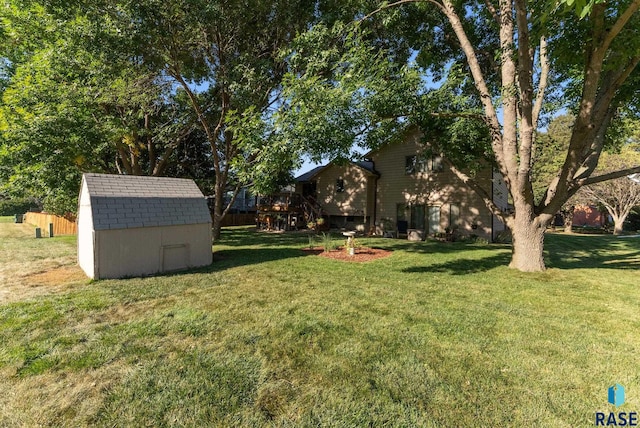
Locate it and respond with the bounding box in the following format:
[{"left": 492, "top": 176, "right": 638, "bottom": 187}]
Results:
[
  {"left": 594, "top": 56, "right": 640, "bottom": 115},
  {"left": 514, "top": 0, "right": 535, "bottom": 198},
  {"left": 579, "top": 166, "right": 640, "bottom": 186},
  {"left": 546, "top": 3, "right": 637, "bottom": 210},
  {"left": 171, "top": 70, "right": 222, "bottom": 177},
  {"left": 438, "top": 0, "right": 508, "bottom": 186},
  {"left": 483, "top": 0, "right": 501, "bottom": 26},
  {"left": 532, "top": 36, "right": 548, "bottom": 131},
  {"left": 360, "top": 0, "right": 435, "bottom": 22},
  {"left": 600, "top": 0, "right": 640, "bottom": 54},
  {"left": 495, "top": 0, "right": 519, "bottom": 189},
  {"left": 430, "top": 111, "right": 486, "bottom": 121},
  {"left": 572, "top": 104, "right": 617, "bottom": 182},
  {"left": 444, "top": 158, "right": 510, "bottom": 223},
  {"left": 221, "top": 182, "right": 243, "bottom": 218}
]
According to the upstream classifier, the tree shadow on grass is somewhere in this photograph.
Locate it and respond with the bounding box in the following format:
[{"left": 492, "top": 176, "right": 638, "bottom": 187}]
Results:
[
  {"left": 213, "top": 229, "right": 511, "bottom": 272},
  {"left": 211, "top": 229, "right": 640, "bottom": 273},
  {"left": 400, "top": 234, "right": 640, "bottom": 273},
  {"left": 402, "top": 253, "right": 511, "bottom": 275},
  {"left": 217, "top": 226, "right": 312, "bottom": 248},
  {"left": 544, "top": 234, "right": 640, "bottom": 270},
  {"left": 198, "top": 247, "right": 312, "bottom": 272}
]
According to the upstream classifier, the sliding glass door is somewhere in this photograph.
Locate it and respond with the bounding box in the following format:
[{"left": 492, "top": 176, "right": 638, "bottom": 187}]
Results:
[{"left": 427, "top": 206, "right": 441, "bottom": 235}]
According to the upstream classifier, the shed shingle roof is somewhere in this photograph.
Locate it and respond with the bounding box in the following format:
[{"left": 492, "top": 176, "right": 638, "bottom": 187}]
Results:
[{"left": 82, "top": 173, "right": 211, "bottom": 230}]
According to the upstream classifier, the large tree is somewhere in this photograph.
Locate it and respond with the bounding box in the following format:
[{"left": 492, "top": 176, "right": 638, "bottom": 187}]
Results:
[
  {"left": 281, "top": 0, "right": 640, "bottom": 271},
  {"left": 0, "top": 3, "right": 196, "bottom": 213},
  {"left": 1, "top": 1, "right": 323, "bottom": 236},
  {"left": 96, "top": 0, "right": 322, "bottom": 239}
]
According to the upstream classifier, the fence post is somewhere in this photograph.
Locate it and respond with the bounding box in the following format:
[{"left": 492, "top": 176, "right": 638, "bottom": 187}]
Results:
[
  {"left": 49, "top": 223, "right": 54, "bottom": 238},
  {"left": 35, "top": 228, "right": 42, "bottom": 238}
]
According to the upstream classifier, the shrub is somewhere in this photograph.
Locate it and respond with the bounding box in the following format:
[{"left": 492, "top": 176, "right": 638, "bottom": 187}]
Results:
[
  {"left": 0, "top": 198, "right": 41, "bottom": 216},
  {"left": 321, "top": 232, "right": 336, "bottom": 252},
  {"left": 494, "top": 230, "right": 512, "bottom": 244}
]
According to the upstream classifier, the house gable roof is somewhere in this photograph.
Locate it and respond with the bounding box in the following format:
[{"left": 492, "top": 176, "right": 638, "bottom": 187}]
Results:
[
  {"left": 82, "top": 173, "right": 211, "bottom": 231},
  {"left": 295, "top": 165, "right": 326, "bottom": 182},
  {"left": 355, "top": 160, "right": 378, "bottom": 176},
  {"left": 295, "top": 161, "right": 379, "bottom": 182}
]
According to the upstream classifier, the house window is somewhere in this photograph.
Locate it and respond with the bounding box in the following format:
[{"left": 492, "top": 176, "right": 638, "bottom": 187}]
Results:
[
  {"left": 430, "top": 155, "right": 444, "bottom": 172},
  {"left": 336, "top": 178, "right": 344, "bottom": 193},
  {"left": 398, "top": 203, "right": 429, "bottom": 230},
  {"left": 405, "top": 156, "right": 416, "bottom": 174},
  {"left": 396, "top": 204, "right": 410, "bottom": 236},
  {"left": 405, "top": 156, "right": 427, "bottom": 174},
  {"left": 406, "top": 154, "right": 443, "bottom": 174},
  {"left": 428, "top": 206, "right": 441, "bottom": 234},
  {"left": 410, "top": 205, "right": 426, "bottom": 230}
]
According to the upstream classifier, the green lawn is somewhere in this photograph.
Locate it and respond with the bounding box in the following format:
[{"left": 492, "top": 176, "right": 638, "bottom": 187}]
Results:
[{"left": 1, "top": 219, "right": 639, "bottom": 427}]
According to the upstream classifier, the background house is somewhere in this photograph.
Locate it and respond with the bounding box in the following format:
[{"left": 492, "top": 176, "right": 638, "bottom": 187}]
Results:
[
  {"left": 208, "top": 187, "right": 256, "bottom": 214},
  {"left": 295, "top": 161, "right": 379, "bottom": 231},
  {"left": 295, "top": 129, "right": 508, "bottom": 241},
  {"left": 572, "top": 205, "right": 606, "bottom": 228},
  {"left": 77, "top": 173, "right": 212, "bottom": 279}
]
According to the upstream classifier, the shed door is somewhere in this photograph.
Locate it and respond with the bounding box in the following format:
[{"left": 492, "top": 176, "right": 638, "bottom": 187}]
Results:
[{"left": 162, "top": 244, "right": 190, "bottom": 272}]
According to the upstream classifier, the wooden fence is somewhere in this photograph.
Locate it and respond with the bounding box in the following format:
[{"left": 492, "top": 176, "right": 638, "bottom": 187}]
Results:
[
  {"left": 23, "top": 211, "right": 252, "bottom": 234},
  {"left": 24, "top": 212, "right": 77, "bottom": 236},
  {"left": 219, "top": 213, "right": 256, "bottom": 227}
]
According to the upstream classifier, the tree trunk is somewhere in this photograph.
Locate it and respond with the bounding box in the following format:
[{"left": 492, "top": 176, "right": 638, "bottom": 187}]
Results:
[
  {"left": 212, "top": 188, "right": 224, "bottom": 241},
  {"left": 604, "top": 206, "right": 629, "bottom": 236},
  {"left": 612, "top": 217, "right": 624, "bottom": 235},
  {"left": 508, "top": 215, "right": 550, "bottom": 272},
  {"left": 562, "top": 206, "right": 574, "bottom": 233},
  {"left": 564, "top": 216, "right": 573, "bottom": 233}
]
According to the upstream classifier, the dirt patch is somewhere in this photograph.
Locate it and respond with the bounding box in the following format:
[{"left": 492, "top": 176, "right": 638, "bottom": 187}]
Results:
[
  {"left": 302, "top": 246, "right": 392, "bottom": 262},
  {"left": 0, "top": 265, "right": 87, "bottom": 304},
  {"left": 25, "top": 265, "right": 87, "bottom": 287}
]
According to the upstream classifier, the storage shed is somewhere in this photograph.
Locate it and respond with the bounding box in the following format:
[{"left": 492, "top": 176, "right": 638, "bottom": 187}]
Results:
[{"left": 77, "top": 173, "right": 212, "bottom": 279}]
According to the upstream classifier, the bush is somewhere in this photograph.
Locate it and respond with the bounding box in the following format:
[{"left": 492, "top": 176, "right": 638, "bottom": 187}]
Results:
[
  {"left": 624, "top": 210, "right": 640, "bottom": 232},
  {"left": 459, "top": 234, "right": 489, "bottom": 244},
  {"left": 494, "top": 230, "right": 512, "bottom": 244}
]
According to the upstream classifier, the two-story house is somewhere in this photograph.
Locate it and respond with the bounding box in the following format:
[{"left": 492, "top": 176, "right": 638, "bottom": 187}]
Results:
[{"left": 295, "top": 129, "right": 508, "bottom": 241}]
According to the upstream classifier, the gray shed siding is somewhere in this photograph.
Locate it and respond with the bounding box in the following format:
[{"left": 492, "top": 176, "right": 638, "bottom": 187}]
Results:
[{"left": 93, "top": 224, "right": 212, "bottom": 279}]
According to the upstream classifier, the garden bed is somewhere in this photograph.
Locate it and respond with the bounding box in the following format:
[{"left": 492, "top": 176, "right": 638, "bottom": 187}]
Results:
[{"left": 302, "top": 246, "right": 392, "bottom": 262}]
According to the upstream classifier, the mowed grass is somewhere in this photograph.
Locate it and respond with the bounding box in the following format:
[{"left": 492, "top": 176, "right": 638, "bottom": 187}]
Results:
[{"left": 1, "top": 218, "right": 639, "bottom": 427}]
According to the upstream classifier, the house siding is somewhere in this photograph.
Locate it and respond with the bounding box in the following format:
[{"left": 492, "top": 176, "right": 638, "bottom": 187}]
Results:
[
  {"left": 315, "top": 164, "right": 373, "bottom": 220},
  {"left": 294, "top": 129, "right": 508, "bottom": 241},
  {"left": 371, "top": 131, "right": 501, "bottom": 241},
  {"left": 94, "top": 224, "right": 212, "bottom": 279},
  {"left": 77, "top": 180, "right": 95, "bottom": 278}
]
